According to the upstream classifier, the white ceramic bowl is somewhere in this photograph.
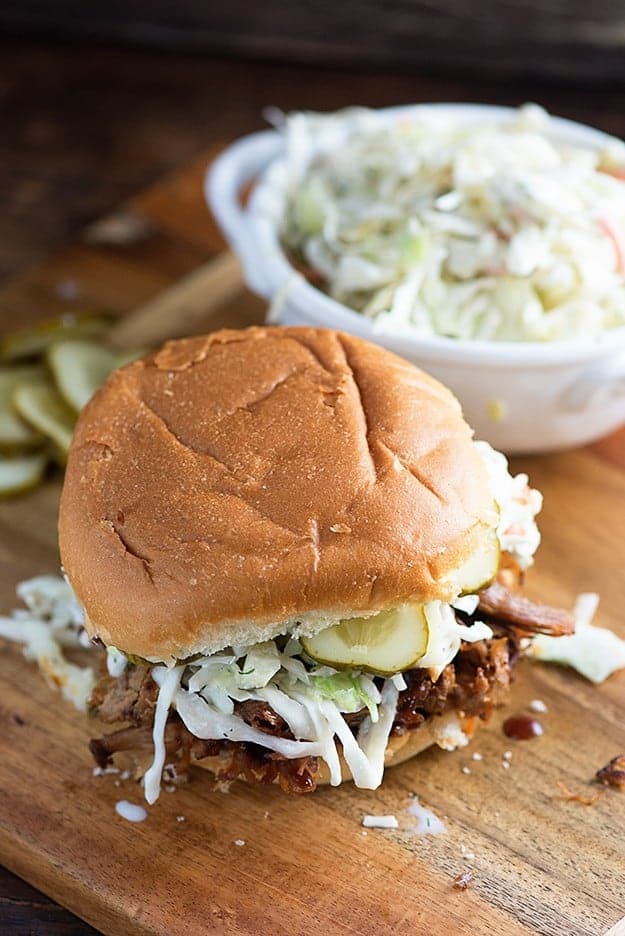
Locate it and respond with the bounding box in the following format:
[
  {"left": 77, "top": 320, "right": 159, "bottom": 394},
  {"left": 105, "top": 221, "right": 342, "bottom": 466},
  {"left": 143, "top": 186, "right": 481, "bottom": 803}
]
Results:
[{"left": 207, "top": 104, "right": 625, "bottom": 453}]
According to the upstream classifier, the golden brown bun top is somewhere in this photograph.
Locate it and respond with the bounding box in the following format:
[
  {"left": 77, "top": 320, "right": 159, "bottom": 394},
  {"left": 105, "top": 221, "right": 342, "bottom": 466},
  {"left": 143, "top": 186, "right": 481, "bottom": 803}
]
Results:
[{"left": 59, "top": 326, "right": 496, "bottom": 662}]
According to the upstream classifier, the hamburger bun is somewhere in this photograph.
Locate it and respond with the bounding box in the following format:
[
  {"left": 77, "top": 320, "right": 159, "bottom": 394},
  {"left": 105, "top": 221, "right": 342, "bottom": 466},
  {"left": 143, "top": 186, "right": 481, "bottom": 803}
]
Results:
[{"left": 59, "top": 326, "right": 496, "bottom": 663}]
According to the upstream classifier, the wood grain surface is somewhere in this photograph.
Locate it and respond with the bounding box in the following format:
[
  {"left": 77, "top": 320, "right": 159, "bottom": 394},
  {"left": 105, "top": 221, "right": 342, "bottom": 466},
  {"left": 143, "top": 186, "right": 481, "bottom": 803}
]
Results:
[
  {"left": 6, "top": 1, "right": 625, "bottom": 82},
  {"left": 0, "top": 444, "right": 624, "bottom": 936},
  {"left": 6, "top": 37, "right": 625, "bottom": 282},
  {"left": 0, "top": 63, "right": 624, "bottom": 934}
]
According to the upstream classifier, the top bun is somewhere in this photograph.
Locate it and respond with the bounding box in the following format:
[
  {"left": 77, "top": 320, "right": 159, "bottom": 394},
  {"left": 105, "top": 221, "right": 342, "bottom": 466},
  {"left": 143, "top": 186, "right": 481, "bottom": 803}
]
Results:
[{"left": 59, "top": 327, "right": 496, "bottom": 663}]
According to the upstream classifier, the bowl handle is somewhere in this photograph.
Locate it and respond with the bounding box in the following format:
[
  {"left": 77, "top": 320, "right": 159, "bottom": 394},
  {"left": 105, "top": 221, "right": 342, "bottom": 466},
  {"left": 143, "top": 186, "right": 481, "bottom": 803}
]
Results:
[
  {"left": 561, "top": 351, "right": 625, "bottom": 413},
  {"left": 206, "top": 130, "right": 282, "bottom": 299}
]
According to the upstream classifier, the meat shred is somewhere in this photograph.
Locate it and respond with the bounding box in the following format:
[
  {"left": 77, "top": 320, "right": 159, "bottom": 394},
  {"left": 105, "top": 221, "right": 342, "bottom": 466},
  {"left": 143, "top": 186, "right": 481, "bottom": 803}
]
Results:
[
  {"left": 234, "top": 700, "right": 292, "bottom": 738},
  {"left": 452, "top": 870, "right": 474, "bottom": 891},
  {"left": 595, "top": 754, "right": 625, "bottom": 789},
  {"left": 88, "top": 632, "right": 520, "bottom": 793},
  {"left": 478, "top": 582, "right": 574, "bottom": 636},
  {"left": 393, "top": 636, "right": 515, "bottom": 733},
  {"left": 89, "top": 666, "right": 158, "bottom": 726}
]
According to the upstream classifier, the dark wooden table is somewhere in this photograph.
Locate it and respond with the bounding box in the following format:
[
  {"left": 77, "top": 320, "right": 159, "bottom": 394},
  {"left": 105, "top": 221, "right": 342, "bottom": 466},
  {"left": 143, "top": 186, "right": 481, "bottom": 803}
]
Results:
[{"left": 1, "top": 36, "right": 624, "bottom": 935}]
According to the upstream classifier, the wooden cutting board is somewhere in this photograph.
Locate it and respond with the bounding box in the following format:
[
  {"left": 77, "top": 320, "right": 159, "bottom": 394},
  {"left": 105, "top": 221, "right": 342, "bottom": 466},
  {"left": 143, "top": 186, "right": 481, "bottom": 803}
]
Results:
[{"left": 0, "top": 150, "right": 624, "bottom": 936}]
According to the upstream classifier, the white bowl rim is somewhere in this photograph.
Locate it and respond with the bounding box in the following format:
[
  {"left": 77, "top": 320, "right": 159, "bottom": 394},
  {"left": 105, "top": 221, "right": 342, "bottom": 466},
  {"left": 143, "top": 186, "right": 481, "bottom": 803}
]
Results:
[{"left": 240, "top": 102, "right": 625, "bottom": 367}]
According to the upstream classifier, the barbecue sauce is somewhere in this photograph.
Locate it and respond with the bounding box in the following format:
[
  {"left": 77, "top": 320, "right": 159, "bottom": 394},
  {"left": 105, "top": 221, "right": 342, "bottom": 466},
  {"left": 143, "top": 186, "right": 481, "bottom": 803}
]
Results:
[{"left": 503, "top": 714, "right": 543, "bottom": 740}]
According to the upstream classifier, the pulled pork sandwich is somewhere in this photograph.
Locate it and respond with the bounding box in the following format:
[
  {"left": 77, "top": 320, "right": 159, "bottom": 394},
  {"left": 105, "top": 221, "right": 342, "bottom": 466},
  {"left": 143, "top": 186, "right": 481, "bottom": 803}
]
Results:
[{"left": 58, "top": 326, "right": 572, "bottom": 803}]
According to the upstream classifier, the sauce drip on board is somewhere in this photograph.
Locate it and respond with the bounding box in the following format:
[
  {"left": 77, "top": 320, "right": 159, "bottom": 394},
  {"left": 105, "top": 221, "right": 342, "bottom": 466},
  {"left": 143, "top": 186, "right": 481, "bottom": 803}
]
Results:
[{"left": 503, "top": 714, "right": 544, "bottom": 740}]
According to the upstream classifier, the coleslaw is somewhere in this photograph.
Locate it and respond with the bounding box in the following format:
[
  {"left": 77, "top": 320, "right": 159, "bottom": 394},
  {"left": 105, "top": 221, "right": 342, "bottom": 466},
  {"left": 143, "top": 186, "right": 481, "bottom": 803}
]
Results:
[{"left": 280, "top": 104, "right": 625, "bottom": 342}]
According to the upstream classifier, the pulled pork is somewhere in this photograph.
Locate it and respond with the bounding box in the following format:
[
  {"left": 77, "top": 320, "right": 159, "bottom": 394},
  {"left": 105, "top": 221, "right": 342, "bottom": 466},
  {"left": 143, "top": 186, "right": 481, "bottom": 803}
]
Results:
[
  {"left": 478, "top": 582, "right": 574, "bottom": 637},
  {"left": 595, "top": 754, "right": 625, "bottom": 790},
  {"left": 89, "top": 666, "right": 158, "bottom": 726},
  {"left": 90, "top": 716, "right": 317, "bottom": 794},
  {"left": 87, "top": 583, "right": 570, "bottom": 794},
  {"left": 88, "top": 630, "right": 520, "bottom": 794},
  {"left": 393, "top": 634, "right": 517, "bottom": 733},
  {"left": 234, "top": 700, "right": 292, "bottom": 738}
]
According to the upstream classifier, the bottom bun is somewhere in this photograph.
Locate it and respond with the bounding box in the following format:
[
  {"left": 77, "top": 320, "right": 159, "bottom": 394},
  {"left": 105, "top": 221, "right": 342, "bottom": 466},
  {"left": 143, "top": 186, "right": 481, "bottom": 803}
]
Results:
[{"left": 194, "top": 711, "right": 479, "bottom": 788}]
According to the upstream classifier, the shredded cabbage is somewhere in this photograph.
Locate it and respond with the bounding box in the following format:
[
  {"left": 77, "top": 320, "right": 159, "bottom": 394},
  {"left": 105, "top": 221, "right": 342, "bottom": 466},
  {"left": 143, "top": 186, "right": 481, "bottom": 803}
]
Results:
[
  {"left": 475, "top": 440, "right": 542, "bottom": 569},
  {"left": 528, "top": 593, "right": 625, "bottom": 683},
  {"left": 142, "top": 596, "right": 494, "bottom": 802},
  {"left": 0, "top": 575, "right": 94, "bottom": 710},
  {"left": 355, "top": 679, "right": 400, "bottom": 788},
  {"left": 310, "top": 671, "right": 380, "bottom": 720},
  {"left": 144, "top": 665, "right": 184, "bottom": 805},
  {"left": 419, "top": 602, "right": 493, "bottom": 680},
  {"left": 106, "top": 647, "right": 128, "bottom": 678},
  {"left": 280, "top": 104, "right": 625, "bottom": 342}
]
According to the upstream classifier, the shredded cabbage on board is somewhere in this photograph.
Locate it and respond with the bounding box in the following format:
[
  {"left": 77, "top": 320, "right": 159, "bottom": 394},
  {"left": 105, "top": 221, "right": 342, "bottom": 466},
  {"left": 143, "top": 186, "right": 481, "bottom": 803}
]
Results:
[
  {"left": 528, "top": 593, "right": 625, "bottom": 683},
  {"left": 0, "top": 575, "right": 94, "bottom": 710},
  {"left": 279, "top": 104, "right": 625, "bottom": 342}
]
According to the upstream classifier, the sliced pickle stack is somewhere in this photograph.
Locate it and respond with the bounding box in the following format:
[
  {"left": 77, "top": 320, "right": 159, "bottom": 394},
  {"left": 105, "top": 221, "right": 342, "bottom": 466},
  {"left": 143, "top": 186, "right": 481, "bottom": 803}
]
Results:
[
  {"left": 0, "top": 314, "right": 143, "bottom": 497},
  {"left": 0, "top": 451, "right": 48, "bottom": 497},
  {"left": 47, "top": 340, "right": 140, "bottom": 412}
]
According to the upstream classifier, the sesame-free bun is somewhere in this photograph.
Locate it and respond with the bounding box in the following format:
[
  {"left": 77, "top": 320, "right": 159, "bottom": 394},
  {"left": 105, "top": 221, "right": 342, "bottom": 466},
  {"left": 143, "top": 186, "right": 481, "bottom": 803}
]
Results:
[{"left": 59, "top": 326, "right": 496, "bottom": 663}]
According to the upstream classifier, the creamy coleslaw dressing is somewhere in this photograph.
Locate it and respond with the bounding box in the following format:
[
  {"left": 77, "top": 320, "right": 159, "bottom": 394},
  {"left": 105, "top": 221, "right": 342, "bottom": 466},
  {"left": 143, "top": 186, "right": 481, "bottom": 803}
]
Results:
[
  {"left": 280, "top": 104, "right": 625, "bottom": 342},
  {"left": 115, "top": 800, "right": 148, "bottom": 823},
  {"left": 406, "top": 797, "right": 447, "bottom": 835}
]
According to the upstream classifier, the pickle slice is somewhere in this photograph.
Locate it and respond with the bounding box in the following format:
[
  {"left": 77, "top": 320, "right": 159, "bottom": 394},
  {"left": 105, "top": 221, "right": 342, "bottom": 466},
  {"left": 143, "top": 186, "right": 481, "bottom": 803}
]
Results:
[
  {"left": 301, "top": 604, "right": 429, "bottom": 676},
  {"left": 12, "top": 379, "right": 76, "bottom": 462},
  {"left": 0, "top": 451, "right": 48, "bottom": 497},
  {"left": 0, "top": 314, "right": 113, "bottom": 363},
  {"left": 48, "top": 339, "right": 143, "bottom": 412},
  {"left": 48, "top": 339, "right": 121, "bottom": 412},
  {"left": 448, "top": 527, "right": 500, "bottom": 595},
  {"left": 0, "top": 367, "right": 45, "bottom": 451}
]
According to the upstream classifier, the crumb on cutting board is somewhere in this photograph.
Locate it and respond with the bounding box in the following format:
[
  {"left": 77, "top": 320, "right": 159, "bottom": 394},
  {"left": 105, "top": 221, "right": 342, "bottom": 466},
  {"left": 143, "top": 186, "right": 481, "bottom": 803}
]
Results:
[
  {"left": 453, "top": 870, "right": 474, "bottom": 891},
  {"left": 595, "top": 754, "right": 625, "bottom": 789},
  {"left": 362, "top": 814, "right": 399, "bottom": 829}
]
